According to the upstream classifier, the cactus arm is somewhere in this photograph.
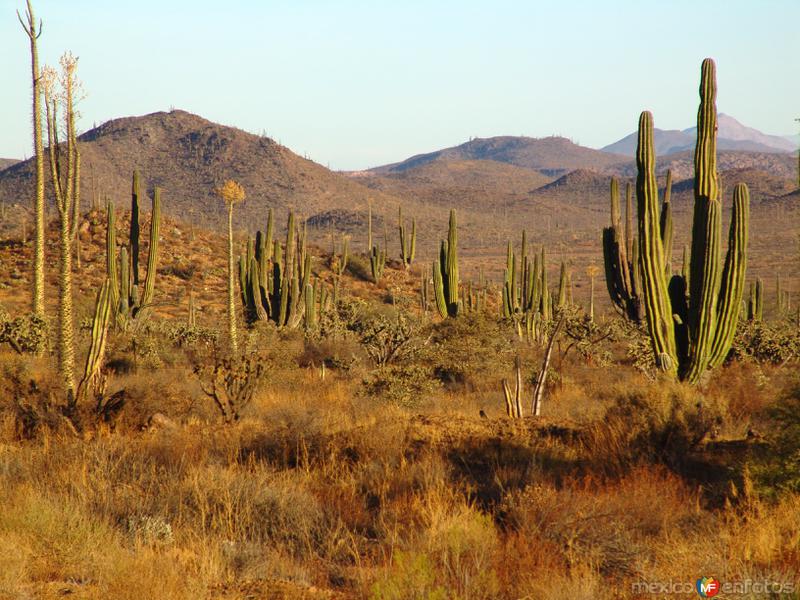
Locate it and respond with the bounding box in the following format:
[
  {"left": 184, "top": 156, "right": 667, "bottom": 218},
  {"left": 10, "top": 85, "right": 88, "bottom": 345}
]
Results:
[
  {"left": 660, "top": 169, "right": 674, "bottom": 271},
  {"left": 636, "top": 111, "right": 678, "bottom": 375},
  {"left": 446, "top": 209, "right": 459, "bottom": 315},
  {"left": 106, "top": 201, "right": 119, "bottom": 318},
  {"left": 684, "top": 59, "right": 722, "bottom": 383},
  {"left": 707, "top": 183, "right": 749, "bottom": 369},
  {"left": 130, "top": 170, "right": 141, "bottom": 286},
  {"left": 432, "top": 260, "right": 448, "bottom": 319},
  {"left": 138, "top": 187, "right": 161, "bottom": 314}
]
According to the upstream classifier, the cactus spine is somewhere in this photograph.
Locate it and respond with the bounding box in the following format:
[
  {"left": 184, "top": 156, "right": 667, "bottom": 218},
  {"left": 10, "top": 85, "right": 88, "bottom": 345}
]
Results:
[
  {"left": 432, "top": 210, "right": 460, "bottom": 318},
  {"left": 635, "top": 59, "right": 749, "bottom": 382}
]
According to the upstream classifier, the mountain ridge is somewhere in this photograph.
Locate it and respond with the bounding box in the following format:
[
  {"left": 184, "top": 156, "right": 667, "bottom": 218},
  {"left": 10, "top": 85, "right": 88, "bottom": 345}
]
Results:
[{"left": 602, "top": 114, "right": 797, "bottom": 156}]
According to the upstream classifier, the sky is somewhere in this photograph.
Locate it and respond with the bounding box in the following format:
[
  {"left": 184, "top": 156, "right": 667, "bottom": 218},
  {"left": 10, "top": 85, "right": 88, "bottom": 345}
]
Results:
[{"left": 1, "top": 0, "right": 799, "bottom": 171}]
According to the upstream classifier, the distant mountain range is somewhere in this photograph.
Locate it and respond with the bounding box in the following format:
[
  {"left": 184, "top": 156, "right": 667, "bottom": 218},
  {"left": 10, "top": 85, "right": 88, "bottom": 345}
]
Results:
[
  {"left": 602, "top": 114, "right": 798, "bottom": 156},
  {"left": 368, "top": 135, "right": 627, "bottom": 178}
]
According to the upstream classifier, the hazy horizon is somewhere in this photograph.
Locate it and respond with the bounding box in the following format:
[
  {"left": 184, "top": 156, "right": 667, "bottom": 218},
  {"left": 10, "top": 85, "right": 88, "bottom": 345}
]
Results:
[{"left": 2, "top": 0, "right": 799, "bottom": 170}]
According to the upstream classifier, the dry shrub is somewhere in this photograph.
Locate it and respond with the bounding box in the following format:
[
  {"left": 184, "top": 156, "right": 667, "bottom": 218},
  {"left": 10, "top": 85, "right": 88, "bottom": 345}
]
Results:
[
  {"left": 586, "top": 379, "right": 724, "bottom": 472},
  {"left": 501, "top": 468, "right": 700, "bottom": 579}
]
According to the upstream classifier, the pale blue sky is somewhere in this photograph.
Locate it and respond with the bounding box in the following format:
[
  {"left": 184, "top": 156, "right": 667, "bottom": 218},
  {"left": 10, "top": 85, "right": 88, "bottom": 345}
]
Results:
[{"left": 1, "top": 0, "right": 798, "bottom": 170}]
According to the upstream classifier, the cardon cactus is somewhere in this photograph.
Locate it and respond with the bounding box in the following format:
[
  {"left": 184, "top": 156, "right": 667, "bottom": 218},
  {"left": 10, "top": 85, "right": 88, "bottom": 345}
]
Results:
[
  {"left": 635, "top": 58, "right": 749, "bottom": 383},
  {"left": 748, "top": 278, "right": 763, "bottom": 322},
  {"left": 432, "top": 209, "right": 460, "bottom": 318},
  {"left": 106, "top": 172, "right": 162, "bottom": 327},
  {"left": 398, "top": 207, "right": 416, "bottom": 269},
  {"left": 238, "top": 210, "right": 312, "bottom": 328}
]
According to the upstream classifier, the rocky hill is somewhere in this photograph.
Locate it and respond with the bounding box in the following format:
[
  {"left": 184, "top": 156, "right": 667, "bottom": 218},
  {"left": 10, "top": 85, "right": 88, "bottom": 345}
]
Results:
[
  {"left": 0, "top": 110, "right": 410, "bottom": 236},
  {"left": 0, "top": 158, "right": 19, "bottom": 172},
  {"left": 369, "top": 135, "right": 628, "bottom": 178}
]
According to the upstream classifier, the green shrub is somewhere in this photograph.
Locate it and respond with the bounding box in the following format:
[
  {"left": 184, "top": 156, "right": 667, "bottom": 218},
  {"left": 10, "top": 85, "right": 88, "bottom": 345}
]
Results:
[
  {"left": 423, "top": 314, "right": 514, "bottom": 388},
  {"left": 363, "top": 365, "right": 441, "bottom": 408}
]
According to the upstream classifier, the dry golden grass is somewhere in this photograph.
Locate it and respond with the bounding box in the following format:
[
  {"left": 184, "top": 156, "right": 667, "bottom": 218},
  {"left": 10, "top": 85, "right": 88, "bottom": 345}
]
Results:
[{"left": 1, "top": 345, "right": 799, "bottom": 599}]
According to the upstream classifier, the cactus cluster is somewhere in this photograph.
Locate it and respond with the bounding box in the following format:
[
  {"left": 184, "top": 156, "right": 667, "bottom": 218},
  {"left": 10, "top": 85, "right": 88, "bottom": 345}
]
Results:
[
  {"left": 432, "top": 210, "right": 460, "bottom": 318},
  {"left": 502, "top": 231, "right": 553, "bottom": 338},
  {"left": 634, "top": 59, "right": 749, "bottom": 383},
  {"left": 238, "top": 210, "right": 328, "bottom": 329},
  {"left": 106, "top": 171, "right": 162, "bottom": 328}
]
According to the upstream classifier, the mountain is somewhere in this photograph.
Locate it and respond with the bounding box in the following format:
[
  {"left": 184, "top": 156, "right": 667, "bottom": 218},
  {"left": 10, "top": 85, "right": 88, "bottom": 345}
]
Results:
[
  {"left": 354, "top": 158, "right": 553, "bottom": 211},
  {"left": 0, "top": 158, "right": 19, "bottom": 172},
  {"left": 602, "top": 114, "right": 797, "bottom": 156},
  {"left": 610, "top": 149, "right": 797, "bottom": 182},
  {"left": 0, "top": 110, "right": 409, "bottom": 235},
  {"left": 370, "top": 136, "right": 628, "bottom": 178}
]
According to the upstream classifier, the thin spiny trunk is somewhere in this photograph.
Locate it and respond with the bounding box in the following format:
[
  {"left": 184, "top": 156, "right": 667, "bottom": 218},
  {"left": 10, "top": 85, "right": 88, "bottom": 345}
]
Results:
[{"left": 227, "top": 205, "right": 238, "bottom": 355}]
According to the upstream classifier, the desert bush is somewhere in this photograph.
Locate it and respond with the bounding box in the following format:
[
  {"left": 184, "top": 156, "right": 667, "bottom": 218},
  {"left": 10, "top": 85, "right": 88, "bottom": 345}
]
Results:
[
  {"left": 357, "top": 312, "right": 423, "bottom": 368},
  {"left": 347, "top": 253, "right": 374, "bottom": 283},
  {"left": 363, "top": 365, "right": 441, "bottom": 407},
  {"left": 0, "top": 307, "right": 48, "bottom": 354},
  {"left": 587, "top": 382, "right": 724, "bottom": 472},
  {"left": 559, "top": 307, "right": 617, "bottom": 367},
  {"left": 750, "top": 387, "right": 800, "bottom": 498},
  {"left": 423, "top": 314, "right": 514, "bottom": 388},
  {"left": 193, "top": 353, "right": 268, "bottom": 423},
  {"left": 732, "top": 320, "right": 800, "bottom": 366}
]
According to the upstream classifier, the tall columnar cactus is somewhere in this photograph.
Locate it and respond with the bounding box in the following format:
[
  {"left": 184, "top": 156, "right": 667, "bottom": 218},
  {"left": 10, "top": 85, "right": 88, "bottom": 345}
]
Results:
[
  {"left": 370, "top": 243, "right": 386, "bottom": 283},
  {"left": 502, "top": 232, "right": 552, "bottom": 338},
  {"left": 106, "top": 174, "right": 162, "bottom": 327},
  {"left": 635, "top": 59, "right": 749, "bottom": 383},
  {"left": 557, "top": 261, "right": 568, "bottom": 308},
  {"left": 602, "top": 177, "right": 642, "bottom": 322},
  {"left": 398, "top": 207, "right": 416, "bottom": 269},
  {"left": 130, "top": 170, "right": 141, "bottom": 287},
  {"left": 748, "top": 278, "right": 763, "bottom": 322},
  {"left": 420, "top": 268, "right": 430, "bottom": 312},
  {"left": 333, "top": 236, "right": 349, "bottom": 279},
  {"left": 432, "top": 209, "right": 460, "bottom": 318},
  {"left": 216, "top": 180, "right": 246, "bottom": 353}
]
